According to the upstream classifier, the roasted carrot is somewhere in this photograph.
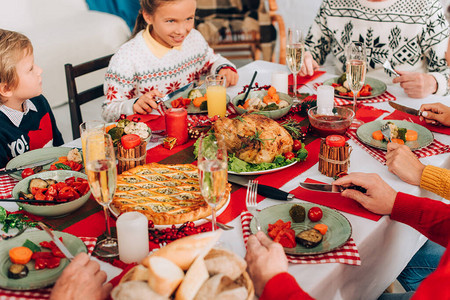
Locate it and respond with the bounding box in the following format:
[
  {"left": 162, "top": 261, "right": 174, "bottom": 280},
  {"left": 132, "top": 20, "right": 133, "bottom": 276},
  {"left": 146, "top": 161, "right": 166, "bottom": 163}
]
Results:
[
  {"left": 263, "top": 95, "right": 272, "bottom": 104},
  {"left": 405, "top": 130, "right": 418, "bottom": 141},
  {"left": 105, "top": 124, "right": 116, "bottom": 133},
  {"left": 193, "top": 96, "right": 206, "bottom": 107},
  {"left": 313, "top": 224, "right": 328, "bottom": 235},
  {"left": 392, "top": 138, "right": 405, "bottom": 145},
  {"left": 267, "top": 86, "right": 277, "bottom": 97},
  {"left": 237, "top": 104, "right": 245, "bottom": 110},
  {"left": 372, "top": 130, "right": 384, "bottom": 140},
  {"left": 9, "top": 247, "right": 33, "bottom": 264},
  {"left": 272, "top": 93, "right": 280, "bottom": 104}
]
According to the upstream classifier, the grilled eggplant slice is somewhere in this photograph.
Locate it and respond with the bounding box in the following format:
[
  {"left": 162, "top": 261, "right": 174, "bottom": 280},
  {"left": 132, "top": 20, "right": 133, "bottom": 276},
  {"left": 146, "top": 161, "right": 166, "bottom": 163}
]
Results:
[
  {"left": 8, "top": 264, "right": 29, "bottom": 279},
  {"left": 296, "top": 228, "right": 323, "bottom": 248},
  {"left": 18, "top": 191, "right": 34, "bottom": 200},
  {"left": 45, "top": 179, "right": 57, "bottom": 186},
  {"left": 29, "top": 178, "right": 48, "bottom": 190}
]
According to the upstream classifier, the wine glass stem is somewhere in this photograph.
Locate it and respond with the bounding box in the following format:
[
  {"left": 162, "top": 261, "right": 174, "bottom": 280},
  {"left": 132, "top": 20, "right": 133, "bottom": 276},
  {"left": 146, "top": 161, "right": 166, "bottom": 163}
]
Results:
[
  {"left": 103, "top": 205, "right": 112, "bottom": 239},
  {"left": 353, "top": 93, "right": 357, "bottom": 112},
  {"left": 211, "top": 206, "right": 217, "bottom": 232},
  {"left": 293, "top": 72, "right": 298, "bottom": 100}
]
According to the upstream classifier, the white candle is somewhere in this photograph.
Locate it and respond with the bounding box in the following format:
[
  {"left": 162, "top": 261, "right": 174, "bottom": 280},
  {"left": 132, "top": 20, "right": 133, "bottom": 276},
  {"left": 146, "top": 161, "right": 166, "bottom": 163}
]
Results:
[
  {"left": 317, "top": 85, "right": 335, "bottom": 115},
  {"left": 116, "top": 212, "right": 149, "bottom": 264},
  {"left": 271, "top": 71, "right": 288, "bottom": 94}
]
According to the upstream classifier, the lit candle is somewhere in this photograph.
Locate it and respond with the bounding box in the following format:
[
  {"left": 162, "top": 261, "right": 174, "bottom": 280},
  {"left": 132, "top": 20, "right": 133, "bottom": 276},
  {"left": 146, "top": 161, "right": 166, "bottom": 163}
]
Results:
[
  {"left": 317, "top": 85, "right": 335, "bottom": 115},
  {"left": 165, "top": 108, "right": 188, "bottom": 145},
  {"left": 116, "top": 212, "right": 149, "bottom": 264},
  {"left": 271, "top": 71, "right": 288, "bottom": 94}
]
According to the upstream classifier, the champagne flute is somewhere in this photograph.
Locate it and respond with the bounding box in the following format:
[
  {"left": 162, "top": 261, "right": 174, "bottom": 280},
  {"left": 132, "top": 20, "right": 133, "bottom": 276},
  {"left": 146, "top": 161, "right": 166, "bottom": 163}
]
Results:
[
  {"left": 85, "top": 132, "right": 118, "bottom": 257},
  {"left": 286, "top": 27, "right": 305, "bottom": 105},
  {"left": 197, "top": 134, "right": 228, "bottom": 232},
  {"left": 345, "top": 42, "right": 367, "bottom": 112}
]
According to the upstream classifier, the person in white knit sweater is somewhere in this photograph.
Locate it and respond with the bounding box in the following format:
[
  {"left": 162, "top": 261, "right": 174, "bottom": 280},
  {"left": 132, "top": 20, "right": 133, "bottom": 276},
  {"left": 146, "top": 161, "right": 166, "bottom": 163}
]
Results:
[
  {"left": 102, "top": 0, "right": 239, "bottom": 122},
  {"left": 301, "top": 0, "right": 449, "bottom": 99}
]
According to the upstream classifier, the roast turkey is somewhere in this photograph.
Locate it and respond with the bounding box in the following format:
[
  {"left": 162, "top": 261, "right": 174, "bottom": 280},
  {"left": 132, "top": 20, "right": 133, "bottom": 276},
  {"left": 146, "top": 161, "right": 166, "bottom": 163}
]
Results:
[{"left": 212, "top": 114, "right": 293, "bottom": 164}]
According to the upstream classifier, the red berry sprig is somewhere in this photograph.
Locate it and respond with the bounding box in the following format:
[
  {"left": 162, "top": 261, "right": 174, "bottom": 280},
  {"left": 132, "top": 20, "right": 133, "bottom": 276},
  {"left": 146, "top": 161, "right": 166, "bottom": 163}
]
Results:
[{"left": 148, "top": 221, "right": 208, "bottom": 243}]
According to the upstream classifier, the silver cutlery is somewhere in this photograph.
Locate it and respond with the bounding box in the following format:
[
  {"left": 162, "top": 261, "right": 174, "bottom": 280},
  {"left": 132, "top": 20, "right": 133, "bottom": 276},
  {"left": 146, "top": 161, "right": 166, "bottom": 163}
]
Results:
[
  {"left": 38, "top": 222, "right": 75, "bottom": 261},
  {"left": 246, "top": 180, "right": 261, "bottom": 231},
  {"left": 203, "top": 218, "right": 234, "bottom": 230},
  {"left": 380, "top": 123, "right": 392, "bottom": 142},
  {"left": 383, "top": 60, "right": 400, "bottom": 77},
  {"left": 1, "top": 157, "right": 57, "bottom": 176}
]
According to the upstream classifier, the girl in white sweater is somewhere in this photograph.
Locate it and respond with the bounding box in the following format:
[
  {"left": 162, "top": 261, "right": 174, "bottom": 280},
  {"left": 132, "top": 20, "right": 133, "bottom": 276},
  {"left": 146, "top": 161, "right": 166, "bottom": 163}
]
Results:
[{"left": 102, "top": 0, "right": 238, "bottom": 122}]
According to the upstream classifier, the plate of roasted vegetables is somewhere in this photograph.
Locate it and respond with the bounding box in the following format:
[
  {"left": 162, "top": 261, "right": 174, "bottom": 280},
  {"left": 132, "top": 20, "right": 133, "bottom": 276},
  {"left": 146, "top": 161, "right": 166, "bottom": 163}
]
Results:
[
  {"left": 164, "top": 88, "right": 231, "bottom": 114},
  {"left": 249, "top": 203, "right": 352, "bottom": 255},
  {"left": 356, "top": 120, "right": 433, "bottom": 151},
  {"left": 0, "top": 231, "right": 86, "bottom": 290},
  {"left": 323, "top": 75, "right": 387, "bottom": 100}
]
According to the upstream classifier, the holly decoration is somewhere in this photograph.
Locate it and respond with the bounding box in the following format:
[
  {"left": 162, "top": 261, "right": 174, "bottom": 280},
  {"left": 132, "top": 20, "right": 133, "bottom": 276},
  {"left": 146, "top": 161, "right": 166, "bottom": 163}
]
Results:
[
  {"left": 0, "top": 207, "right": 37, "bottom": 235},
  {"left": 148, "top": 221, "right": 208, "bottom": 244},
  {"left": 298, "top": 95, "right": 317, "bottom": 116}
]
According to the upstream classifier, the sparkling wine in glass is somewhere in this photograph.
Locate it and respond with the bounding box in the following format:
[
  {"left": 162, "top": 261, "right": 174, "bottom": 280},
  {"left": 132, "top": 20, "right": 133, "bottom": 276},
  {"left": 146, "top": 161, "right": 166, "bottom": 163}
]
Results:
[
  {"left": 345, "top": 42, "right": 367, "bottom": 112},
  {"left": 197, "top": 134, "right": 228, "bottom": 232},
  {"left": 286, "top": 27, "right": 305, "bottom": 104},
  {"left": 85, "top": 132, "right": 118, "bottom": 257}
]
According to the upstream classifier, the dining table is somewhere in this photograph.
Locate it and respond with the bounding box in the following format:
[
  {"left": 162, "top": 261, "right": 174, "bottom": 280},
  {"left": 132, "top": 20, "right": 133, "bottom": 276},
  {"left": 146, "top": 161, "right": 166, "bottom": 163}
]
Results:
[{"left": 1, "top": 60, "right": 450, "bottom": 300}]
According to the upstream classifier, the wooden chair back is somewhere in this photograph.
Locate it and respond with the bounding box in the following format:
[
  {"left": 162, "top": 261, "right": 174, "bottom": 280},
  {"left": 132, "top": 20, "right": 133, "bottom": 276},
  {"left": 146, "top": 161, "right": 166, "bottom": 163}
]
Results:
[{"left": 64, "top": 54, "right": 113, "bottom": 140}]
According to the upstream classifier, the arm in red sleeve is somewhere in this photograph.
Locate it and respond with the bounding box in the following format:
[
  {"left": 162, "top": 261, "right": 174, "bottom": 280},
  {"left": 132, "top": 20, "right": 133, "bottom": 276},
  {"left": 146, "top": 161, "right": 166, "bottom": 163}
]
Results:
[
  {"left": 390, "top": 192, "right": 450, "bottom": 247},
  {"left": 260, "top": 272, "right": 314, "bottom": 300}
]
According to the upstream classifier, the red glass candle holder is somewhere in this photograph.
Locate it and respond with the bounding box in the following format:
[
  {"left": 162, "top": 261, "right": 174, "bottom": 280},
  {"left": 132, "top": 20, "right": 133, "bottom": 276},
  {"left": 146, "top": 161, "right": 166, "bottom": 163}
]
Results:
[{"left": 165, "top": 108, "right": 188, "bottom": 145}]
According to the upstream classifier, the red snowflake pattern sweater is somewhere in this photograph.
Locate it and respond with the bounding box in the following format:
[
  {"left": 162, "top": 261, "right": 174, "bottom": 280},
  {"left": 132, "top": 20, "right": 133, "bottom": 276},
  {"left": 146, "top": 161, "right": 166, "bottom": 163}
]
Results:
[{"left": 102, "top": 29, "right": 235, "bottom": 122}]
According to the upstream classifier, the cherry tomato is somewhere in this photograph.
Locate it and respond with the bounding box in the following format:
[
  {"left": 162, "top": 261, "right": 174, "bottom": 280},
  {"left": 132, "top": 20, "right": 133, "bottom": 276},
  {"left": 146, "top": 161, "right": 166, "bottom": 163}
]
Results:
[
  {"left": 293, "top": 140, "right": 303, "bottom": 152},
  {"left": 21, "top": 168, "right": 34, "bottom": 179},
  {"left": 121, "top": 134, "right": 141, "bottom": 149},
  {"left": 120, "top": 114, "right": 127, "bottom": 120},
  {"left": 132, "top": 117, "right": 140, "bottom": 122},
  {"left": 284, "top": 151, "right": 296, "bottom": 160},
  {"left": 308, "top": 207, "right": 323, "bottom": 222}
]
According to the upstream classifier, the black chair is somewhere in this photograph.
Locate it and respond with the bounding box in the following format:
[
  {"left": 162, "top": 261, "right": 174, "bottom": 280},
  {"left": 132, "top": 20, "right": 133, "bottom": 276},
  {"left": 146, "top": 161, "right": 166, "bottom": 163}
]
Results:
[{"left": 64, "top": 54, "right": 113, "bottom": 140}]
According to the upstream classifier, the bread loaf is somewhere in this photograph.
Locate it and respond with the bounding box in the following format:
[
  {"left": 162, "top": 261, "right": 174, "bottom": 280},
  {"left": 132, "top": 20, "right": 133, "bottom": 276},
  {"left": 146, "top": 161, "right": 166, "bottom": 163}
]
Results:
[
  {"left": 175, "top": 256, "right": 209, "bottom": 300},
  {"left": 147, "top": 256, "right": 184, "bottom": 297}
]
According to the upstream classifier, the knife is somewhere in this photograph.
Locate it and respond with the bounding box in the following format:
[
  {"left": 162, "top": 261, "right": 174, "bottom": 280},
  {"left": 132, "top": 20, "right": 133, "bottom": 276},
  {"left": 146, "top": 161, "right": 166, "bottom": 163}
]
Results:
[
  {"left": 0, "top": 157, "right": 57, "bottom": 176},
  {"left": 388, "top": 101, "right": 423, "bottom": 117},
  {"left": 156, "top": 82, "right": 194, "bottom": 104},
  {"left": 228, "top": 174, "right": 294, "bottom": 201},
  {"left": 299, "top": 182, "right": 367, "bottom": 193},
  {"left": 38, "top": 222, "right": 75, "bottom": 261}
]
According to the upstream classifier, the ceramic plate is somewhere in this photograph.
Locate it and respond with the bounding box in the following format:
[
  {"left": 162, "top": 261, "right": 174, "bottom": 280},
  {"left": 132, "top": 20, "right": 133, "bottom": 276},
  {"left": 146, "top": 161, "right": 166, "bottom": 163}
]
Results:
[
  {"left": 356, "top": 120, "right": 434, "bottom": 151},
  {"left": 250, "top": 203, "right": 352, "bottom": 255},
  {"left": 109, "top": 195, "right": 231, "bottom": 229},
  {"left": 5, "top": 147, "right": 74, "bottom": 180},
  {"left": 323, "top": 77, "right": 387, "bottom": 100},
  {"left": 164, "top": 88, "right": 230, "bottom": 114},
  {"left": 228, "top": 161, "right": 297, "bottom": 176},
  {"left": 0, "top": 231, "right": 87, "bottom": 290}
]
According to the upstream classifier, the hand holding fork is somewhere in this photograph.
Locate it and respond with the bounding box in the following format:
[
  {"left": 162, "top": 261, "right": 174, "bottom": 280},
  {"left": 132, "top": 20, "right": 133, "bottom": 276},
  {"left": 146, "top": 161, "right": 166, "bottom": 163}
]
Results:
[{"left": 246, "top": 180, "right": 261, "bottom": 231}]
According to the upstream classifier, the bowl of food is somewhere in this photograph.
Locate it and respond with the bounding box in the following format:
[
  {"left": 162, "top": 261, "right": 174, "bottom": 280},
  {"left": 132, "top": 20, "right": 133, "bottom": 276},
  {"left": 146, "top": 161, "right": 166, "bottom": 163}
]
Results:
[
  {"left": 12, "top": 170, "right": 91, "bottom": 218},
  {"left": 308, "top": 106, "right": 354, "bottom": 138},
  {"left": 232, "top": 87, "right": 293, "bottom": 120},
  {"left": 106, "top": 119, "right": 152, "bottom": 147}
]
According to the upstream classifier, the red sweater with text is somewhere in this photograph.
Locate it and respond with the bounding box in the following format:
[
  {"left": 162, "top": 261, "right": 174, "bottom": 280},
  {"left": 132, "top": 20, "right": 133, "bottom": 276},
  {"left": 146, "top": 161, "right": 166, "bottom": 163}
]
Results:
[{"left": 261, "top": 192, "right": 450, "bottom": 299}]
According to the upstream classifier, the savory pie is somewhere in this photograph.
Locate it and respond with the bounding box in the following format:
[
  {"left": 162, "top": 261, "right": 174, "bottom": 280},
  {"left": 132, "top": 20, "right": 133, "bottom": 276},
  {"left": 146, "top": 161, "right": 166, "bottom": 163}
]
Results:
[{"left": 112, "top": 163, "right": 230, "bottom": 225}]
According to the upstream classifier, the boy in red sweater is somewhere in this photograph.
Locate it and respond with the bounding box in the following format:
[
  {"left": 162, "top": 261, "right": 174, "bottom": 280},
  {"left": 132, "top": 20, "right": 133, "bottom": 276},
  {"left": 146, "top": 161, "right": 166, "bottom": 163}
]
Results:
[
  {"left": 0, "top": 29, "right": 63, "bottom": 168},
  {"left": 246, "top": 173, "right": 450, "bottom": 300}
]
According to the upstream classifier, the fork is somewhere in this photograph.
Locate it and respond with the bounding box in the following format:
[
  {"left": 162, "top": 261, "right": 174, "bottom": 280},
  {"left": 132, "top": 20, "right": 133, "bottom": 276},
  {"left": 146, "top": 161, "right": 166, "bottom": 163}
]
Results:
[
  {"left": 246, "top": 180, "right": 261, "bottom": 231},
  {"left": 380, "top": 123, "right": 392, "bottom": 142},
  {"left": 383, "top": 60, "right": 400, "bottom": 77}
]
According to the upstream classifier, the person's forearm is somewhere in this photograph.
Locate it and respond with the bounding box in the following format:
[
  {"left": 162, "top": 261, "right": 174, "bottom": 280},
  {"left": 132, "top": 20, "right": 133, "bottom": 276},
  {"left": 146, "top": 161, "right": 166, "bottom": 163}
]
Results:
[
  {"left": 420, "top": 165, "right": 450, "bottom": 200},
  {"left": 260, "top": 273, "right": 314, "bottom": 300}
]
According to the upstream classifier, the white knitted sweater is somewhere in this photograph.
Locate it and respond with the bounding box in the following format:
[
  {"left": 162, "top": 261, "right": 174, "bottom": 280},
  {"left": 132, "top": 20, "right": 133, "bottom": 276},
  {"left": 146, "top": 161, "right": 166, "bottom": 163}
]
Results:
[
  {"left": 306, "top": 0, "right": 450, "bottom": 96},
  {"left": 102, "top": 29, "right": 234, "bottom": 122}
]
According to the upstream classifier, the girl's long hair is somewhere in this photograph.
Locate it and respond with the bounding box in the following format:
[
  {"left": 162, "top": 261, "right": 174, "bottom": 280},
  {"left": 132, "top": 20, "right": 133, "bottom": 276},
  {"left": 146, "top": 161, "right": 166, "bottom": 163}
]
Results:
[{"left": 131, "top": 0, "right": 178, "bottom": 38}]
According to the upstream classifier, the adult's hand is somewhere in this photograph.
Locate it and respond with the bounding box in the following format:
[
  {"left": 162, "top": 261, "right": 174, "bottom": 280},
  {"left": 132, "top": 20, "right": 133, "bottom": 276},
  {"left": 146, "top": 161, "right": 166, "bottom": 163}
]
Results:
[
  {"left": 392, "top": 70, "right": 437, "bottom": 98},
  {"left": 133, "top": 89, "right": 164, "bottom": 115},
  {"left": 245, "top": 231, "right": 288, "bottom": 296},
  {"left": 50, "top": 253, "right": 112, "bottom": 300},
  {"left": 218, "top": 68, "right": 239, "bottom": 86},
  {"left": 334, "top": 173, "right": 397, "bottom": 215},
  {"left": 419, "top": 102, "right": 450, "bottom": 126},
  {"left": 386, "top": 142, "right": 425, "bottom": 185},
  {"left": 299, "top": 51, "right": 320, "bottom": 77}
]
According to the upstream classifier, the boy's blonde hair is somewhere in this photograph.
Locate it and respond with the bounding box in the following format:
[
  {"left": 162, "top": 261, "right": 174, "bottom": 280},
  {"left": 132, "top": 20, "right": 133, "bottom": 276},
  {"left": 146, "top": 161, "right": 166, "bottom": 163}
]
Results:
[{"left": 0, "top": 29, "right": 33, "bottom": 91}]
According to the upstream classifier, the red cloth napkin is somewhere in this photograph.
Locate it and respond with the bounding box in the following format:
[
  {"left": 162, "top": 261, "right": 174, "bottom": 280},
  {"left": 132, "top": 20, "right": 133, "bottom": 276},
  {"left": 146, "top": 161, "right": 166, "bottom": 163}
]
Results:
[
  {"left": 240, "top": 212, "right": 361, "bottom": 265},
  {"left": 0, "top": 173, "right": 18, "bottom": 199},
  {"left": 313, "top": 83, "right": 396, "bottom": 106},
  {"left": 0, "top": 237, "right": 97, "bottom": 300},
  {"left": 288, "top": 71, "right": 326, "bottom": 88},
  {"left": 384, "top": 110, "right": 450, "bottom": 135},
  {"left": 346, "top": 121, "right": 450, "bottom": 165},
  {"left": 290, "top": 179, "right": 382, "bottom": 221}
]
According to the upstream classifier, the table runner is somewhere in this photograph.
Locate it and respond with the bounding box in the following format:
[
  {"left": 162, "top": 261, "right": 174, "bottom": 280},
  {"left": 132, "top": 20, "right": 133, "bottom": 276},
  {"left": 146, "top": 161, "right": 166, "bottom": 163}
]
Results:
[
  {"left": 0, "top": 237, "right": 97, "bottom": 300},
  {"left": 313, "top": 83, "right": 396, "bottom": 106},
  {"left": 240, "top": 212, "right": 361, "bottom": 265},
  {"left": 384, "top": 110, "right": 450, "bottom": 135},
  {"left": 346, "top": 120, "right": 450, "bottom": 165}
]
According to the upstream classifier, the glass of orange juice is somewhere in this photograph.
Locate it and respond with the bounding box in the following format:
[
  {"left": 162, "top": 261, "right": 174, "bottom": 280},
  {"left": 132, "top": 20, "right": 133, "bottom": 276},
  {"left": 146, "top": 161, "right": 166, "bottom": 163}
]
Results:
[
  {"left": 205, "top": 74, "right": 227, "bottom": 118},
  {"left": 80, "top": 120, "right": 105, "bottom": 167}
]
